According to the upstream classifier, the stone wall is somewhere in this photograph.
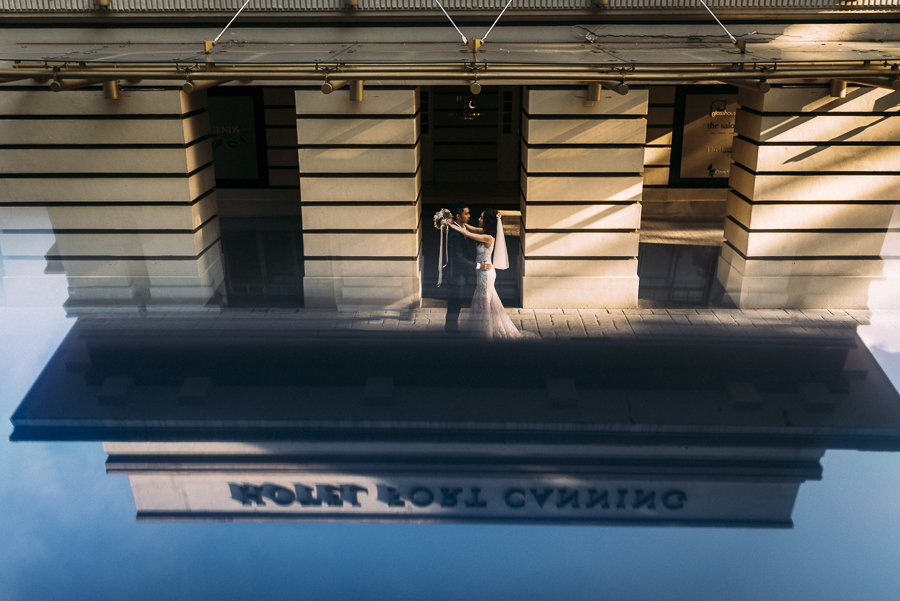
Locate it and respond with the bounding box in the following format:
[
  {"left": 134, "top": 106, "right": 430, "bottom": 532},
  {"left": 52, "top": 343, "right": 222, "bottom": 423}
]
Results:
[
  {"left": 520, "top": 86, "right": 647, "bottom": 308},
  {"left": 719, "top": 84, "right": 900, "bottom": 309},
  {"left": 296, "top": 86, "right": 423, "bottom": 308},
  {"left": 0, "top": 85, "right": 222, "bottom": 307}
]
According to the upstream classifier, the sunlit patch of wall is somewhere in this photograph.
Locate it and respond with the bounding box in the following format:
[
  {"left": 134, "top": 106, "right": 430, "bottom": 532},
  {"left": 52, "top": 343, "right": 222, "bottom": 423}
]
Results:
[
  {"left": 0, "top": 84, "right": 222, "bottom": 309},
  {"left": 719, "top": 84, "right": 900, "bottom": 309},
  {"left": 296, "top": 87, "right": 423, "bottom": 309},
  {"left": 520, "top": 86, "right": 647, "bottom": 308}
]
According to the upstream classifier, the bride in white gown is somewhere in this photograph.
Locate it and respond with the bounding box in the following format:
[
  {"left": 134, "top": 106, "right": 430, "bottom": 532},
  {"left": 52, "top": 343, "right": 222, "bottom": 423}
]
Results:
[{"left": 448, "top": 208, "right": 530, "bottom": 340}]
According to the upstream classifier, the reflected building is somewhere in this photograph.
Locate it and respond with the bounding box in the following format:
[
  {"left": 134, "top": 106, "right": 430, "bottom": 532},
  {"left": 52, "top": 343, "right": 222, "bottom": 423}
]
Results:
[{"left": 10, "top": 315, "right": 900, "bottom": 526}]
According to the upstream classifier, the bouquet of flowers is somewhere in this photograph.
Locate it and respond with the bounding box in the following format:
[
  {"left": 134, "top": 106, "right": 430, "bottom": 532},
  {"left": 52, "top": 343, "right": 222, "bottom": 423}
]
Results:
[
  {"left": 433, "top": 208, "right": 452, "bottom": 230},
  {"left": 434, "top": 208, "right": 453, "bottom": 285}
]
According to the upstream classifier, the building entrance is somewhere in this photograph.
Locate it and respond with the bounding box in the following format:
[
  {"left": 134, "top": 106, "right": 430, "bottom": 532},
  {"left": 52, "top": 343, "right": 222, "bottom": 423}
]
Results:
[
  {"left": 637, "top": 85, "right": 735, "bottom": 307},
  {"left": 420, "top": 86, "right": 522, "bottom": 307},
  {"left": 426, "top": 86, "right": 519, "bottom": 183},
  {"left": 208, "top": 87, "right": 305, "bottom": 308}
]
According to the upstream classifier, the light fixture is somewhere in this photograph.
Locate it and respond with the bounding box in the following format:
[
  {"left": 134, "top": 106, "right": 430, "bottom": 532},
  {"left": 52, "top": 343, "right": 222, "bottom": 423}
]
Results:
[
  {"left": 350, "top": 80, "right": 364, "bottom": 102},
  {"left": 469, "top": 81, "right": 482, "bottom": 95},
  {"left": 182, "top": 79, "right": 233, "bottom": 93},
  {"left": 726, "top": 79, "right": 770, "bottom": 93},
  {"left": 838, "top": 77, "right": 900, "bottom": 91},
  {"left": 321, "top": 80, "right": 349, "bottom": 95},
  {"left": 600, "top": 81, "right": 629, "bottom": 95},
  {"left": 50, "top": 79, "right": 107, "bottom": 92},
  {"left": 102, "top": 80, "right": 119, "bottom": 100},
  {"left": 829, "top": 79, "right": 848, "bottom": 98}
]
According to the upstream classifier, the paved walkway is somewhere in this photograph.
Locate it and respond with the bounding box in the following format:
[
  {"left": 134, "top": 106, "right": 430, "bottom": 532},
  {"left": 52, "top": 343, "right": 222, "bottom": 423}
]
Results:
[{"left": 70, "top": 306, "right": 894, "bottom": 341}]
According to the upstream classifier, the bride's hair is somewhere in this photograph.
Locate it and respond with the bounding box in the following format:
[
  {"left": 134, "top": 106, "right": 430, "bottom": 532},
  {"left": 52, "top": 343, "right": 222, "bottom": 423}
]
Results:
[{"left": 481, "top": 208, "right": 500, "bottom": 238}]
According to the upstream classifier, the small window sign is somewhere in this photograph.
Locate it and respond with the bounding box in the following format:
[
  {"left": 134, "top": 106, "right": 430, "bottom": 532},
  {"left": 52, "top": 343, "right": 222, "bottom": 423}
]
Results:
[{"left": 669, "top": 85, "right": 738, "bottom": 188}]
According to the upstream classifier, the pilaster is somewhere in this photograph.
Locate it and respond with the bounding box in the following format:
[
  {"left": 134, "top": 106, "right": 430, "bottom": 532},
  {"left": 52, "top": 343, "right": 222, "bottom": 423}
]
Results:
[
  {"left": 719, "top": 85, "right": 900, "bottom": 309},
  {"left": 296, "top": 86, "right": 422, "bottom": 308},
  {"left": 0, "top": 85, "right": 222, "bottom": 307},
  {"left": 520, "top": 86, "right": 648, "bottom": 308}
]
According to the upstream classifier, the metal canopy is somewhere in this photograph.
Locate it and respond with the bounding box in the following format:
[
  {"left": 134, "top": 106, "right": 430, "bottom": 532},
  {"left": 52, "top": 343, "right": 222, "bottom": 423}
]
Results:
[
  {"left": 4, "top": 39, "right": 900, "bottom": 89},
  {"left": 3, "top": 40, "right": 900, "bottom": 66}
]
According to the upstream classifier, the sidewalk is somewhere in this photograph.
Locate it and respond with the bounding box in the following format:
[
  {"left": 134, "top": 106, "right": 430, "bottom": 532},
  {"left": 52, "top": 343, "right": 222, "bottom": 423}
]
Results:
[{"left": 69, "top": 306, "right": 893, "bottom": 341}]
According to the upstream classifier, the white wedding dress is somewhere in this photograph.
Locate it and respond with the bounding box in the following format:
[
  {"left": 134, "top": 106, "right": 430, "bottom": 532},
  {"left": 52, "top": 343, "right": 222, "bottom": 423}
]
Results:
[{"left": 469, "top": 241, "right": 528, "bottom": 340}]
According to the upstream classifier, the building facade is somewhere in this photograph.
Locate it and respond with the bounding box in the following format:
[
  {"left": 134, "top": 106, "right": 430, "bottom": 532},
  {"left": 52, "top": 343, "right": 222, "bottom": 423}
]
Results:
[{"left": 3, "top": 3, "right": 900, "bottom": 310}]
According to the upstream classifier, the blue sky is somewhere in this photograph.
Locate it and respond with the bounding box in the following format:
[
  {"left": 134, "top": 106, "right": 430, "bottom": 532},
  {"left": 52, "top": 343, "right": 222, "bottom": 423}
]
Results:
[{"left": 2, "top": 307, "right": 900, "bottom": 601}]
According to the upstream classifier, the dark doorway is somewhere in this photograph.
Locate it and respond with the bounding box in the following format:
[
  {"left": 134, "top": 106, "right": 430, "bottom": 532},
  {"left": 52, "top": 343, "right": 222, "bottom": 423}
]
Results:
[
  {"left": 429, "top": 86, "right": 519, "bottom": 183},
  {"left": 420, "top": 85, "right": 522, "bottom": 308},
  {"left": 220, "top": 217, "right": 304, "bottom": 307},
  {"left": 211, "top": 87, "right": 303, "bottom": 308}
]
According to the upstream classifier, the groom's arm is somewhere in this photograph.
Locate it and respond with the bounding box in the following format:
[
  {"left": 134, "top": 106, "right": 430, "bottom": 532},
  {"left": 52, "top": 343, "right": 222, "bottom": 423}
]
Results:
[{"left": 450, "top": 231, "right": 483, "bottom": 270}]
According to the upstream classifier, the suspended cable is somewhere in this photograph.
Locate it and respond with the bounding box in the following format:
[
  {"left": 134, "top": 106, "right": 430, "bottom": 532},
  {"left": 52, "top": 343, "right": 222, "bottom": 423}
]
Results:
[
  {"left": 431, "top": 0, "right": 468, "bottom": 45},
  {"left": 696, "top": 0, "right": 737, "bottom": 44},
  {"left": 214, "top": 0, "right": 253, "bottom": 44},
  {"left": 431, "top": 0, "right": 516, "bottom": 50},
  {"left": 481, "top": 0, "right": 515, "bottom": 43}
]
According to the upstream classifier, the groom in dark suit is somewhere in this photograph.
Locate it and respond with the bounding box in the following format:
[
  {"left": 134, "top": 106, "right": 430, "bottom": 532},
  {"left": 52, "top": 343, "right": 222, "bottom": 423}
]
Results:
[{"left": 445, "top": 202, "right": 490, "bottom": 333}]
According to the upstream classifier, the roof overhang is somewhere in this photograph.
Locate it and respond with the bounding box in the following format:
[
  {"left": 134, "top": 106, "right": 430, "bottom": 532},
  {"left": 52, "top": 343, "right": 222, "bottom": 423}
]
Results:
[{"left": 3, "top": 39, "right": 900, "bottom": 88}]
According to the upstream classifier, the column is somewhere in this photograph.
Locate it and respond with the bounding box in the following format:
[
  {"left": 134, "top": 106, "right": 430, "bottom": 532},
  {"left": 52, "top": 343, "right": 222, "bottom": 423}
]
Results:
[
  {"left": 520, "top": 86, "right": 648, "bottom": 308},
  {"left": 296, "top": 86, "right": 422, "bottom": 309},
  {"left": 719, "top": 84, "right": 900, "bottom": 309},
  {"left": 0, "top": 85, "right": 222, "bottom": 307}
]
